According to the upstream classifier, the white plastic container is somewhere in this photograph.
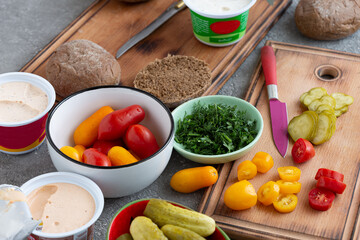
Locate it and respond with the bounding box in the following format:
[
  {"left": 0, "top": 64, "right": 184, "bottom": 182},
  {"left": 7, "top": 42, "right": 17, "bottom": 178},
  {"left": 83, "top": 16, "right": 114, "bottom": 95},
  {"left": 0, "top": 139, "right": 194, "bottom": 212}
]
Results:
[
  {"left": 21, "top": 172, "right": 104, "bottom": 240},
  {"left": 0, "top": 72, "right": 56, "bottom": 154},
  {"left": 183, "top": 0, "right": 257, "bottom": 46}
]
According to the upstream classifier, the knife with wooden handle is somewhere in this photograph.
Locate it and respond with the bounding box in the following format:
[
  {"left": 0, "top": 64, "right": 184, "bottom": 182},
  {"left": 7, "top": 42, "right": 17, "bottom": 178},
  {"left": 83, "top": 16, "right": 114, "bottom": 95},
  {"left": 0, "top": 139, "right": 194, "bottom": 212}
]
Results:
[{"left": 116, "top": 0, "right": 186, "bottom": 59}]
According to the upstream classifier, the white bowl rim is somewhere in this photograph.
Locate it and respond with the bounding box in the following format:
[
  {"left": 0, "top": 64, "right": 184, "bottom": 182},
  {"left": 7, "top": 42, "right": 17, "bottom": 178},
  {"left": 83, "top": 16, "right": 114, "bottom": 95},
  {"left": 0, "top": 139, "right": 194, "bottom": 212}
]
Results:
[
  {"left": 0, "top": 72, "right": 56, "bottom": 127},
  {"left": 172, "top": 95, "right": 264, "bottom": 158},
  {"left": 46, "top": 85, "right": 175, "bottom": 170}
]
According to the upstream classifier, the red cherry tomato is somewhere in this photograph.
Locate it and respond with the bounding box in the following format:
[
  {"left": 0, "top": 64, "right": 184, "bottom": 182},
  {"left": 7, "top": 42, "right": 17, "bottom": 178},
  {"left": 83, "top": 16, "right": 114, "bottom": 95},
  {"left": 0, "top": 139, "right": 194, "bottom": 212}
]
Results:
[
  {"left": 308, "top": 187, "right": 335, "bottom": 211},
  {"left": 83, "top": 148, "right": 111, "bottom": 167},
  {"left": 291, "top": 138, "right": 315, "bottom": 163},
  {"left": 316, "top": 176, "right": 346, "bottom": 194},
  {"left": 98, "top": 105, "right": 145, "bottom": 141},
  {"left": 93, "top": 139, "right": 124, "bottom": 155},
  {"left": 124, "top": 124, "right": 160, "bottom": 160},
  {"left": 315, "top": 168, "right": 344, "bottom": 182},
  {"left": 210, "top": 20, "right": 240, "bottom": 34}
]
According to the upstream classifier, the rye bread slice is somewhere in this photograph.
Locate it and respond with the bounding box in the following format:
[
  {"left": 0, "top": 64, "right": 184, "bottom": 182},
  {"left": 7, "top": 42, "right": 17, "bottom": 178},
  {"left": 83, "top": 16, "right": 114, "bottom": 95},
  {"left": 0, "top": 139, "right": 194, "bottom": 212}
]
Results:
[{"left": 134, "top": 55, "right": 212, "bottom": 108}]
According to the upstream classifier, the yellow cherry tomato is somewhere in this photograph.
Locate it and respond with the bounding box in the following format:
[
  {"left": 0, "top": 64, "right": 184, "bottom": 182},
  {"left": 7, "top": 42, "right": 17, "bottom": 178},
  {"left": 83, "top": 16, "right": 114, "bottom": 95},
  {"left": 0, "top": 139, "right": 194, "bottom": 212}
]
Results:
[
  {"left": 60, "top": 146, "right": 81, "bottom": 162},
  {"left": 276, "top": 180, "right": 301, "bottom": 194},
  {"left": 224, "top": 180, "right": 257, "bottom": 210},
  {"left": 170, "top": 166, "right": 218, "bottom": 193},
  {"left": 108, "top": 146, "right": 138, "bottom": 166},
  {"left": 251, "top": 151, "right": 274, "bottom": 173},
  {"left": 278, "top": 166, "right": 301, "bottom": 181},
  {"left": 257, "top": 181, "right": 280, "bottom": 206},
  {"left": 73, "top": 145, "right": 86, "bottom": 160},
  {"left": 237, "top": 160, "right": 257, "bottom": 181},
  {"left": 273, "top": 193, "right": 298, "bottom": 213}
]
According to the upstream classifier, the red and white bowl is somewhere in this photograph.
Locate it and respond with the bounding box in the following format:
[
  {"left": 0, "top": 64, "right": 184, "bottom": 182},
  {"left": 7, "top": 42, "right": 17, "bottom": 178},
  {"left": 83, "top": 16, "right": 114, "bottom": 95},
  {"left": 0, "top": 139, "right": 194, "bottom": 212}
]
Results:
[{"left": 0, "top": 72, "right": 56, "bottom": 154}]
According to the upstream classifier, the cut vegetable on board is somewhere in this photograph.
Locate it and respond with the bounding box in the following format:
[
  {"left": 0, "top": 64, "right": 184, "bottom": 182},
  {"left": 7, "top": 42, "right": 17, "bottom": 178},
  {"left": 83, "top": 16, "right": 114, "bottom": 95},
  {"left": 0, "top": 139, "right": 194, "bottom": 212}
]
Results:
[
  {"left": 198, "top": 41, "right": 360, "bottom": 240},
  {"left": 288, "top": 87, "right": 353, "bottom": 145}
]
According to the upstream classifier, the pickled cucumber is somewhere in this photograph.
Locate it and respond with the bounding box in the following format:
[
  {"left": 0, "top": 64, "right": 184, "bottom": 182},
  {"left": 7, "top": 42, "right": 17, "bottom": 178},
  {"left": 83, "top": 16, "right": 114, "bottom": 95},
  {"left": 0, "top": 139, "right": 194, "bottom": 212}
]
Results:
[
  {"left": 331, "top": 93, "right": 354, "bottom": 117},
  {"left": 288, "top": 111, "right": 318, "bottom": 142},
  {"left": 292, "top": 88, "right": 352, "bottom": 145},
  {"left": 301, "top": 87, "right": 328, "bottom": 107},
  {"left": 311, "top": 111, "right": 336, "bottom": 145},
  {"left": 161, "top": 225, "right": 206, "bottom": 240},
  {"left": 116, "top": 233, "right": 134, "bottom": 240},
  {"left": 130, "top": 216, "right": 168, "bottom": 240}
]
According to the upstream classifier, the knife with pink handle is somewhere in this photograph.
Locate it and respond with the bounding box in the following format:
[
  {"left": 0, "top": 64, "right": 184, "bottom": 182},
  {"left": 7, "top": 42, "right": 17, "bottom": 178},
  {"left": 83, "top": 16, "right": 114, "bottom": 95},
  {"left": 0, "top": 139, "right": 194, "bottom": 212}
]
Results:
[{"left": 261, "top": 46, "right": 289, "bottom": 157}]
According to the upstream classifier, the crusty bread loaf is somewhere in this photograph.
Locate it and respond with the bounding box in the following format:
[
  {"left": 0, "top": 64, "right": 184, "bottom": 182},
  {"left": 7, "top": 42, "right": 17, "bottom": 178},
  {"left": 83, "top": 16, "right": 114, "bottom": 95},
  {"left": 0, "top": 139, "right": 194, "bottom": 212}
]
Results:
[
  {"left": 134, "top": 55, "right": 212, "bottom": 108},
  {"left": 46, "top": 39, "right": 121, "bottom": 97},
  {"left": 295, "top": 0, "right": 360, "bottom": 40}
]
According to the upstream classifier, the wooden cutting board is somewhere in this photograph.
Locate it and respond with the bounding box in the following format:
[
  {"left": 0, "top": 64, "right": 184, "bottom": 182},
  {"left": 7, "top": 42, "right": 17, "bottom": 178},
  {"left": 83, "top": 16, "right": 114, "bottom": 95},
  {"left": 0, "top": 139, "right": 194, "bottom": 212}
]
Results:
[
  {"left": 20, "top": 0, "right": 291, "bottom": 97},
  {"left": 198, "top": 41, "right": 360, "bottom": 240}
]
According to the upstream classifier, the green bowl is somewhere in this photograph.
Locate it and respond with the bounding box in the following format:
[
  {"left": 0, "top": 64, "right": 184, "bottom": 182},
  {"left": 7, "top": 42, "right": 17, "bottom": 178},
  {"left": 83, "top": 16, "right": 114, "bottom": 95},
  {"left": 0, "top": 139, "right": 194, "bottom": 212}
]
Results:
[{"left": 172, "top": 95, "right": 263, "bottom": 164}]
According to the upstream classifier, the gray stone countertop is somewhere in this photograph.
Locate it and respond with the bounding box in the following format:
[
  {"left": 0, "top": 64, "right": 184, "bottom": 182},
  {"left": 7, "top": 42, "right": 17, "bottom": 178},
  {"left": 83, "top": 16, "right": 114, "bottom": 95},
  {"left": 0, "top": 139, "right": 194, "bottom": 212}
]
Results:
[{"left": 0, "top": 0, "right": 359, "bottom": 239}]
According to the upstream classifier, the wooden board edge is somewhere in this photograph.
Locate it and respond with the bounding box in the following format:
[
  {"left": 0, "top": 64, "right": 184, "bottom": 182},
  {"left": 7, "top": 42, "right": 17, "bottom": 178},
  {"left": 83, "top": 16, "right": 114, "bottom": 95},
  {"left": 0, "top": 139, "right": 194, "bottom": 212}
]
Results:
[
  {"left": 20, "top": 0, "right": 106, "bottom": 73},
  {"left": 215, "top": 219, "right": 328, "bottom": 240},
  {"left": 267, "top": 40, "right": 360, "bottom": 61}
]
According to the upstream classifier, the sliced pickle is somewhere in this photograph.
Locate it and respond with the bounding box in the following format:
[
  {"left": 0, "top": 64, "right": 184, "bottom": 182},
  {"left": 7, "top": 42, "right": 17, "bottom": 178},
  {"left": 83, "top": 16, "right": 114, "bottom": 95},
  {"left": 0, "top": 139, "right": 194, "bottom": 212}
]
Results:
[
  {"left": 331, "top": 93, "right": 354, "bottom": 110},
  {"left": 334, "top": 106, "right": 349, "bottom": 117},
  {"left": 288, "top": 111, "right": 318, "bottom": 142},
  {"left": 315, "top": 104, "right": 335, "bottom": 115},
  {"left": 300, "top": 92, "right": 308, "bottom": 105},
  {"left": 302, "top": 88, "right": 328, "bottom": 107},
  {"left": 319, "top": 95, "right": 336, "bottom": 109},
  {"left": 308, "top": 100, "right": 322, "bottom": 112},
  {"left": 311, "top": 111, "right": 334, "bottom": 145},
  {"left": 321, "top": 110, "right": 337, "bottom": 140}
]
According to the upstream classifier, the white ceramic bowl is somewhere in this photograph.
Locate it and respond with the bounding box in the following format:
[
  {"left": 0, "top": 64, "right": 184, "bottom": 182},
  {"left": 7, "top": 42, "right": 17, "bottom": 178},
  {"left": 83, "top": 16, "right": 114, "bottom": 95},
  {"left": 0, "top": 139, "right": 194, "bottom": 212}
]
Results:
[
  {"left": 21, "top": 172, "right": 104, "bottom": 240},
  {"left": 46, "top": 86, "right": 174, "bottom": 198}
]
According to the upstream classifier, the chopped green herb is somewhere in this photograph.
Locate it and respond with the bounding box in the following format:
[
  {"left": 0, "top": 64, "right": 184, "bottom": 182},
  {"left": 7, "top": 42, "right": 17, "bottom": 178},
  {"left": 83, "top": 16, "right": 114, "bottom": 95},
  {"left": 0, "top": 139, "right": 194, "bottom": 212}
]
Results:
[{"left": 175, "top": 102, "right": 258, "bottom": 155}]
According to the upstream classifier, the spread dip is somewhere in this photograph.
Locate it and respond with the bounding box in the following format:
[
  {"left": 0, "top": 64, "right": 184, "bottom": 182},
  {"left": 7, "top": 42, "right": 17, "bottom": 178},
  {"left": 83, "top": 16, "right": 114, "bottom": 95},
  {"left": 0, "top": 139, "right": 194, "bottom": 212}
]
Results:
[
  {"left": 189, "top": 0, "right": 252, "bottom": 15},
  {"left": 0, "top": 81, "right": 48, "bottom": 123},
  {"left": 0, "top": 187, "right": 26, "bottom": 202},
  {"left": 0, "top": 186, "right": 40, "bottom": 239},
  {"left": 27, "top": 183, "right": 95, "bottom": 234}
]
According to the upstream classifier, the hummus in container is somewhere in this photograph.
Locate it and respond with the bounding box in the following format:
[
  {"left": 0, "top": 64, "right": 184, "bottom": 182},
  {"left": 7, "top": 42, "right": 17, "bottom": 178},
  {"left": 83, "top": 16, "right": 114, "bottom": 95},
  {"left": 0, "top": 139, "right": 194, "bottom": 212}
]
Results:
[
  {"left": 0, "top": 72, "right": 55, "bottom": 154},
  {"left": 21, "top": 172, "right": 104, "bottom": 240},
  {"left": 0, "top": 82, "right": 48, "bottom": 123},
  {"left": 183, "top": 0, "right": 257, "bottom": 46},
  {"left": 27, "top": 183, "right": 95, "bottom": 234}
]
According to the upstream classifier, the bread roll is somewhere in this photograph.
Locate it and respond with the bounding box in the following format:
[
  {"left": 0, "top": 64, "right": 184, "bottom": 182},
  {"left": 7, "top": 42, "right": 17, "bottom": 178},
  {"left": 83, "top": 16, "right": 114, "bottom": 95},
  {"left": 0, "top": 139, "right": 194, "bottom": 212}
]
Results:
[
  {"left": 46, "top": 39, "right": 121, "bottom": 97},
  {"left": 134, "top": 55, "right": 212, "bottom": 108},
  {"left": 295, "top": 0, "right": 360, "bottom": 40}
]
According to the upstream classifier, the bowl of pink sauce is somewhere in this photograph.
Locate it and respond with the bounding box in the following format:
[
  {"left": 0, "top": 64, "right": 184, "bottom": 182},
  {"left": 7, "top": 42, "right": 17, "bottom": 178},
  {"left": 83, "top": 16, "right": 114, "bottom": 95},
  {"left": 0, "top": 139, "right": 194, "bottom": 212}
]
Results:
[
  {"left": 0, "top": 72, "right": 56, "bottom": 154},
  {"left": 21, "top": 172, "right": 104, "bottom": 240}
]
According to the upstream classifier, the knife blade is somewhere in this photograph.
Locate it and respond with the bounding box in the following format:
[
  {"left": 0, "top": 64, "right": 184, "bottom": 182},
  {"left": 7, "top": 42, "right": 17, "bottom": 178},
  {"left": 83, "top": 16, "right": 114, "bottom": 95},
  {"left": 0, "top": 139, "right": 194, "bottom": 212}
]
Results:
[
  {"left": 261, "top": 46, "right": 289, "bottom": 157},
  {"left": 116, "top": 0, "right": 186, "bottom": 59}
]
